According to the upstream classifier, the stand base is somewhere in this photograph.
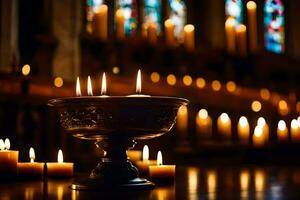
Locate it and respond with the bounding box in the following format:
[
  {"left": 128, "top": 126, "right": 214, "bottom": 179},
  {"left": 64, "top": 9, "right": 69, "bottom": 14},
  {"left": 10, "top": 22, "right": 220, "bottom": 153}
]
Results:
[{"left": 70, "top": 177, "right": 155, "bottom": 191}]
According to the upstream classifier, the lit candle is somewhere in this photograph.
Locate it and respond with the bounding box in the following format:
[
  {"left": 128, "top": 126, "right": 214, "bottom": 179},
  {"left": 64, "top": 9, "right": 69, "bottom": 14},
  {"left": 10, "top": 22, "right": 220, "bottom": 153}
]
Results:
[
  {"left": 18, "top": 147, "right": 44, "bottom": 176},
  {"left": 116, "top": 9, "right": 125, "bottom": 40},
  {"left": 135, "top": 145, "right": 156, "bottom": 175},
  {"left": 253, "top": 126, "right": 265, "bottom": 147},
  {"left": 177, "top": 105, "right": 188, "bottom": 134},
  {"left": 236, "top": 24, "right": 247, "bottom": 56},
  {"left": 196, "top": 109, "right": 212, "bottom": 138},
  {"left": 183, "top": 24, "right": 195, "bottom": 51},
  {"left": 46, "top": 150, "right": 74, "bottom": 177},
  {"left": 237, "top": 116, "right": 250, "bottom": 143},
  {"left": 225, "top": 17, "right": 236, "bottom": 54},
  {"left": 76, "top": 77, "right": 81, "bottom": 96},
  {"left": 247, "top": 1, "right": 258, "bottom": 53},
  {"left": 291, "top": 119, "right": 300, "bottom": 142},
  {"left": 164, "top": 19, "right": 175, "bottom": 47},
  {"left": 127, "top": 150, "right": 142, "bottom": 163},
  {"left": 147, "top": 22, "right": 157, "bottom": 44},
  {"left": 87, "top": 76, "right": 93, "bottom": 96},
  {"left": 149, "top": 151, "right": 175, "bottom": 180},
  {"left": 257, "top": 117, "right": 269, "bottom": 141},
  {"left": 0, "top": 138, "right": 18, "bottom": 177},
  {"left": 217, "top": 113, "right": 231, "bottom": 139},
  {"left": 277, "top": 120, "right": 288, "bottom": 141},
  {"left": 92, "top": 4, "right": 108, "bottom": 41},
  {"left": 127, "top": 69, "right": 150, "bottom": 97},
  {"left": 101, "top": 72, "right": 108, "bottom": 96}
]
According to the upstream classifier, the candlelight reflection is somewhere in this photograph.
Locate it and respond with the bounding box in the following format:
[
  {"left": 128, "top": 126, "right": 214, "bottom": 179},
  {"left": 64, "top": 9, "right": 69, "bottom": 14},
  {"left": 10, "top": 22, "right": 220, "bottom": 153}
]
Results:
[
  {"left": 255, "top": 169, "right": 266, "bottom": 200},
  {"left": 207, "top": 170, "right": 217, "bottom": 200},
  {"left": 188, "top": 168, "right": 199, "bottom": 200},
  {"left": 240, "top": 170, "right": 250, "bottom": 199}
]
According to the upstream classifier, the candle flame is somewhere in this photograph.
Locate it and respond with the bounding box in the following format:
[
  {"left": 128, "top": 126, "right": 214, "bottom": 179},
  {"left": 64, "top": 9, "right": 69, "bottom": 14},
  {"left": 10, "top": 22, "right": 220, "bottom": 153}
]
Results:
[
  {"left": 278, "top": 120, "right": 286, "bottom": 131},
  {"left": 58, "top": 149, "right": 63, "bottom": 163},
  {"left": 239, "top": 116, "right": 248, "bottom": 128},
  {"left": 136, "top": 69, "right": 142, "bottom": 94},
  {"left": 142, "top": 145, "right": 149, "bottom": 161},
  {"left": 254, "top": 126, "right": 263, "bottom": 137},
  {"left": 76, "top": 77, "right": 81, "bottom": 96},
  {"left": 220, "top": 113, "right": 229, "bottom": 123},
  {"left": 0, "top": 139, "right": 4, "bottom": 151},
  {"left": 157, "top": 151, "right": 163, "bottom": 165},
  {"left": 29, "top": 147, "right": 35, "bottom": 163},
  {"left": 4, "top": 138, "right": 10, "bottom": 150},
  {"left": 101, "top": 73, "right": 107, "bottom": 95},
  {"left": 87, "top": 76, "right": 93, "bottom": 96},
  {"left": 257, "top": 117, "right": 266, "bottom": 127}
]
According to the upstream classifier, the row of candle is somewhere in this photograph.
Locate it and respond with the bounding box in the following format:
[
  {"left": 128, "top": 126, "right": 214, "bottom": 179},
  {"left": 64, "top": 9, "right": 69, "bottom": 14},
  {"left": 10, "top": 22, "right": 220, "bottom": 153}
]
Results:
[
  {"left": 0, "top": 138, "right": 73, "bottom": 178},
  {"left": 91, "top": 5, "right": 195, "bottom": 50},
  {"left": 127, "top": 145, "right": 175, "bottom": 180},
  {"left": 178, "top": 107, "right": 300, "bottom": 147}
]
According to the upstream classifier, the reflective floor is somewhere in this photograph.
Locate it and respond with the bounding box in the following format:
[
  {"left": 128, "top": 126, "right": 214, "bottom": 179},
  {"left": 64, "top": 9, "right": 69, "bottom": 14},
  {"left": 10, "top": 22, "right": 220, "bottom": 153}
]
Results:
[{"left": 1, "top": 165, "right": 300, "bottom": 200}]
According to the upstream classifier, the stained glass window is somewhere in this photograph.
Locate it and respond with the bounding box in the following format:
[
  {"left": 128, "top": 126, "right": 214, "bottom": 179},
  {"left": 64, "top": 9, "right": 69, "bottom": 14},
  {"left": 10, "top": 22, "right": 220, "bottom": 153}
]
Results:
[
  {"left": 168, "top": 0, "right": 187, "bottom": 39},
  {"left": 264, "top": 0, "right": 285, "bottom": 53},
  {"left": 225, "top": 0, "right": 243, "bottom": 26},
  {"left": 144, "top": 0, "right": 162, "bottom": 32},
  {"left": 86, "top": 0, "right": 104, "bottom": 31},
  {"left": 116, "top": 0, "right": 138, "bottom": 35}
]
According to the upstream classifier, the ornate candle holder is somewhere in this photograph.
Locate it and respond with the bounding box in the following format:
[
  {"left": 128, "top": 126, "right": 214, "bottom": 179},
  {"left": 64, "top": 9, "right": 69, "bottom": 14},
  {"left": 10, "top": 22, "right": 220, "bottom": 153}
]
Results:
[{"left": 48, "top": 96, "right": 188, "bottom": 191}]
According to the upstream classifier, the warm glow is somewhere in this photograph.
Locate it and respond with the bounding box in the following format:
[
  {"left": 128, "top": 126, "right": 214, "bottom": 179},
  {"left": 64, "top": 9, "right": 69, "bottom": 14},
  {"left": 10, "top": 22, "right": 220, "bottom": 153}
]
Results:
[
  {"left": 226, "top": 81, "right": 236, "bottom": 92},
  {"left": 291, "top": 119, "right": 298, "bottom": 130},
  {"left": 188, "top": 168, "right": 199, "bottom": 193},
  {"left": 254, "top": 126, "right": 263, "bottom": 137},
  {"left": 112, "top": 66, "right": 120, "bottom": 74},
  {"left": 0, "top": 139, "right": 4, "bottom": 151},
  {"left": 150, "top": 72, "right": 160, "bottom": 83},
  {"left": 247, "top": 1, "right": 257, "bottom": 10},
  {"left": 239, "top": 116, "right": 248, "bottom": 128},
  {"left": 101, "top": 73, "right": 107, "bottom": 95},
  {"left": 196, "top": 78, "right": 206, "bottom": 88},
  {"left": 220, "top": 113, "right": 229, "bottom": 123},
  {"left": 278, "top": 100, "right": 289, "bottom": 115},
  {"left": 29, "top": 147, "right": 35, "bottom": 163},
  {"left": 142, "top": 145, "right": 149, "bottom": 161},
  {"left": 207, "top": 171, "right": 217, "bottom": 193},
  {"left": 211, "top": 80, "right": 221, "bottom": 91},
  {"left": 183, "top": 75, "right": 193, "bottom": 86},
  {"left": 54, "top": 77, "right": 63, "bottom": 88},
  {"left": 167, "top": 74, "right": 176, "bottom": 85},
  {"left": 198, "top": 109, "right": 208, "bottom": 120},
  {"left": 278, "top": 120, "right": 286, "bottom": 131},
  {"left": 240, "top": 170, "right": 250, "bottom": 190},
  {"left": 178, "top": 105, "right": 188, "bottom": 115},
  {"left": 184, "top": 24, "right": 195, "bottom": 33},
  {"left": 136, "top": 69, "right": 142, "bottom": 94},
  {"left": 157, "top": 151, "right": 163, "bottom": 165},
  {"left": 164, "top": 19, "right": 174, "bottom": 28},
  {"left": 260, "top": 88, "right": 271, "bottom": 100},
  {"left": 87, "top": 76, "right": 93, "bottom": 96},
  {"left": 58, "top": 149, "right": 63, "bottom": 163},
  {"left": 225, "top": 17, "right": 236, "bottom": 27},
  {"left": 116, "top": 9, "right": 124, "bottom": 19},
  {"left": 22, "top": 64, "right": 31, "bottom": 76},
  {"left": 298, "top": 116, "right": 300, "bottom": 126},
  {"left": 4, "top": 138, "right": 10, "bottom": 150},
  {"left": 236, "top": 24, "right": 246, "bottom": 33},
  {"left": 76, "top": 77, "right": 81, "bottom": 96},
  {"left": 251, "top": 100, "right": 262, "bottom": 112},
  {"left": 257, "top": 117, "right": 266, "bottom": 127},
  {"left": 255, "top": 170, "right": 265, "bottom": 192}
]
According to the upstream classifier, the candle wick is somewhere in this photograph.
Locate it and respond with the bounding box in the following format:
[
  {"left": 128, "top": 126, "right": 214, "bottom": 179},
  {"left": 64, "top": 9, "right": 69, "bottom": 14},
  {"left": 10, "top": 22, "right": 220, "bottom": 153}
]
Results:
[{"left": 30, "top": 159, "right": 34, "bottom": 163}]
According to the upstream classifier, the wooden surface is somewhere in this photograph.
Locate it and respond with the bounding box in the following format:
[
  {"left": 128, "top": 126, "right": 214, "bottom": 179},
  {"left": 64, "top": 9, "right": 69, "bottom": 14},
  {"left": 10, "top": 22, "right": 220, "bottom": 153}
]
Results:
[{"left": 1, "top": 165, "right": 300, "bottom": 199}]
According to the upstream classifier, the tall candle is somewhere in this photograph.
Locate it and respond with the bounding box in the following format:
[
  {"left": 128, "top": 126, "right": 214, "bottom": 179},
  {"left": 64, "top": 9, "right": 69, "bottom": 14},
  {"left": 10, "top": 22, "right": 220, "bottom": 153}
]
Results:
[
  {"left": 225, "top": 17, "right": 236, "bottom": 54},
  {"left": 164, "top": 19, "right": 175, "bottom": 47},
  {"left": 92, "top": 4, "right": 108, "bottom": 41},
  {"left": 217, "top": 113, "right": 231, "bottom": 139},
  {"left": 196, "top": 109, "right": 212, "bottom": 138},
  {"left": 247, "top": 1, "right": 258, "bottom": 53},
  {"left": 18, "top": 147, "right": 44, "bottom": 176},
  {"left": 291, "top": 119, "right": 300, "bottom": 142},
  {"left": 257, "top": 117, "right": 269, "bottom": 141},
  {"left": 177, "top": 105, "right": 188, "bottom": 136},
  {"left": 253, "top": 126, "right": 265, "bottom": 147},
  {"left": 0, "top": 139, "right": 18, "bottom": 177},
  {"left": 46, "top": 150, "right": 74, "bottom": 177},
  {"left": 277, "top": 120, "right": 288, "bottom": 141},
  {"left": 116, "top": 9, "right": 125, "bottom": 40},
  {"left": 183, "top": 24, "right": 195, "bottom": 51},
  {"left": 237, "top": 116, "right": 250, "bottom": 144},
  {"left": 236, "top": 24, "right": 247, "bottom": 56},
  {"left": 147, "top": 22, "right": 157, "bottom": 44}
]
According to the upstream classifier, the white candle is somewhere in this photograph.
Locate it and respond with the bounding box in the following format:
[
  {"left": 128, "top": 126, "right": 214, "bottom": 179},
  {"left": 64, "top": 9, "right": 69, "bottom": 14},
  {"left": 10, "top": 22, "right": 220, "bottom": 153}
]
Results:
[
  {"left": 92, "top": 5, "right": 108, "bottom": 41},
  {"left": 196, "top": 109, "right": 212, "bottom": 138},
  {"left": 237, "top": 116, "right": 250, "bottom": 143},
  {"left": 236, "top": 24, "right": 247, "bottom": 56},
  {"left": 217, "top": 113, "right": 231, "bottom": 139},
  {"left": 46, "top": 150, "right": 74, "bottom": 177}
]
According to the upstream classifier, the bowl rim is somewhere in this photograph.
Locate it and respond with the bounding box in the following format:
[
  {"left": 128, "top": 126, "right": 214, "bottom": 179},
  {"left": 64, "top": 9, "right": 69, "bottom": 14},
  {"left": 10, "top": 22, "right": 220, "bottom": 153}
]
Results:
[{"left": 48, "top": 96, "right": 189, "bottom": 107}]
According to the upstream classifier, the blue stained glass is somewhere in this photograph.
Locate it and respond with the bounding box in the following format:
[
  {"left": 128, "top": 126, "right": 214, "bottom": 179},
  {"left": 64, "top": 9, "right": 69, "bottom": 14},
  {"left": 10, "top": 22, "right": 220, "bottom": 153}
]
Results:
[
  {"left": 225, "top": 0, "right": 243, "bottom": 26},
  {"left": 168, "top": 0, "right": 186, "bottom": 39},
  {"left": 264, "top": 0, "right": 285, "bottom": 53},
  {"left": 144, "top": 0, "right": 162, "bottom": 32},
  {"left": 116, "top": 0, "right": 138, "bottom": 35}
]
